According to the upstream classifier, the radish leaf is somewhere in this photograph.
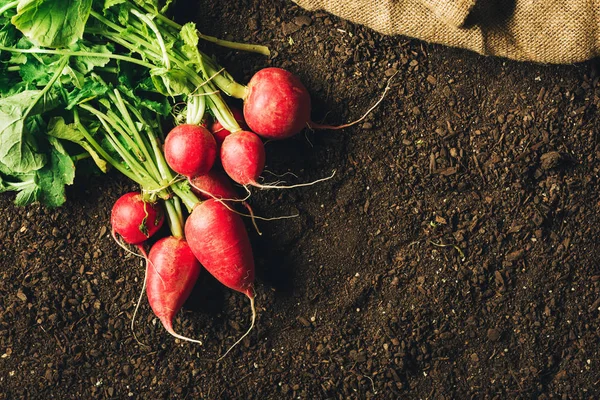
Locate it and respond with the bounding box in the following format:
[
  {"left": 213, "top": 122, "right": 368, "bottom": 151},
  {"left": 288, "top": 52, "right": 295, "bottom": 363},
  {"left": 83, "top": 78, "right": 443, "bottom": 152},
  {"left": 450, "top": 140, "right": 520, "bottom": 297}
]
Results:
[{"left": 11, "top": 0, "right": 93, "bottom": 48}]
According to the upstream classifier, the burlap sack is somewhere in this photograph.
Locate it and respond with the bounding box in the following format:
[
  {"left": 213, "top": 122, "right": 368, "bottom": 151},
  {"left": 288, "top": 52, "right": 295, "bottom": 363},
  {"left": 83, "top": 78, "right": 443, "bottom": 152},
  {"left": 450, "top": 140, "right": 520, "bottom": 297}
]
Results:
[{"left": 292, "top": 0, "right": 600, "bottom": 64}]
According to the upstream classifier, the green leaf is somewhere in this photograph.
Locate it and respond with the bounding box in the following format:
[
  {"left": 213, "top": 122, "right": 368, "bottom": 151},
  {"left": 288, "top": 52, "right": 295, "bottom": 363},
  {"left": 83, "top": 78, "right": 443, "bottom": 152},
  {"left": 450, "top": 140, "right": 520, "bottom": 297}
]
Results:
[
  {"left": 14, "top": 181, "right": 39, "bottom": 205},
  {"left": 66, "top": 80, "right": 110, "bottom": 109},
  {"left": 35, "top": 136, "right": 74, "bottom": 207},
  {"left": 103, "top": 0, "right": 126, "bottom": 10},
  {"left": 178, "top": 23, "right": 203, "bottom": 73},
  {"left": 8, "top": 53, "right": 27, "bottom": 64},
  {"left": 18, "top": 52, "right": 63, "bottom": 85},
  {"left": 61, "top": 65, "right": 86, "bottom": 89},
  {"left": 70, "top": 42, "right": 113, "bottom": 74},
  {"left": 0, "top": 162, "right": 40, "bottom": 206},
  {"left": 0, "top": 90, "right": 48, "bottom": 173},
  {"left": 47, "top": 116, "right": 83, "bottom": 142},
  {"left": 12, "top": 0, "right": 93, "bottom": 48},
  {"left": 151, "top": 67, "right": 192, "bottom": 97},
  {"left": 47, "top": 116, "right": 108, "bottom": 172},
  {"left": 138, "top": 97, "right": 171, "bottom": 116},
  {"left": 0, "top": 136, "right": 75, "bottom": 207}
]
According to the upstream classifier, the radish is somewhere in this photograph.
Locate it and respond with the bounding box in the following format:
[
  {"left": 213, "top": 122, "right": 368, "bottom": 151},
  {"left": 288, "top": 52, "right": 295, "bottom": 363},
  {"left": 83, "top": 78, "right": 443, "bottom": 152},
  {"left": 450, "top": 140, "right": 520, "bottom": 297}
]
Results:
[
  {"left": 243, "top": 67, "right": 310, "bottom": 140},
  {"left": 111, "top": 192, "right": 164, "bottom": 245},
  {"left": 210, "top": 107, "right": 247, "bottom": 147},
  {"left": 146, "top": 236, "right": 203, "bottom": 344},
  {"left": 220, "top": 130, "right": 336, "bottom": 191},
  {"left": 184, "top": 199, "right": 256, "bottom": 359},
  {"left": 190, "top": 169, "right": 242, "bottom": 201},
  {"left": 241, "top": 67, "right": 397, "bottom": 139},
  {"left": 220, "top": 130, "right": 265, "bottom": 187},
  {"left": 190, "top": 169, "right": 268, "bottom": 236},
  {"left": 164, "top": 124, "right": 217, "bottom": 177}
]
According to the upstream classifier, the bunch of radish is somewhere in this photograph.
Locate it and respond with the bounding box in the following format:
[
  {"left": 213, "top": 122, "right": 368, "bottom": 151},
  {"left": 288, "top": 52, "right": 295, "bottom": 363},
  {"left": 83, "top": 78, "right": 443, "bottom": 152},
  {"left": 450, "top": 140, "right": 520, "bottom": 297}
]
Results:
[
  {"left": 106, "top": 74, "right": 302, "bottom": 357},
  {"left": 0, "top": 0, "right": 397, "bottom": 366},
  {"left": 104, "top": 57, "right": 391, "bottom": 356},
  {"left": 0, "top": 0, "right": 391, "bottom": 359}
]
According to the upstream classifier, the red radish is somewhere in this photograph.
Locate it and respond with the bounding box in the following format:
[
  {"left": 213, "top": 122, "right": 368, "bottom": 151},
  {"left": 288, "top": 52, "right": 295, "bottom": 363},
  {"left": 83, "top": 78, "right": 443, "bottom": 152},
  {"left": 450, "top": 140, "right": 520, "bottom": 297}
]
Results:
[
  {"left": 185, "top": 199, "right": 255, "bottom": 295},
  {"left": 111, "top": 192, "right": 164, "bottom": 245},
  {"left": 220, "top": 130, "right": 265, "bottom": 187},
  {"left": 146, "top": 236, "right": 203, "bottom": 344},
  {"left": 210, "top": 107, "right": 247, "bottom": 147},
  {"left": 164, "top": 124, "right": 217, "bottom": 177},
  {"left": 241, "top": 67, "right": 397, "bottom": 139},
  {"left": 243, "top": 67, "right": 310, "bottom": 140},
  {"left": 190, "top": 169, "right": 262, "bottom": 235},
  {"left": 190, "top": 169, "right": 240, "bottom": 201},
  {"left": 219, "top": 130, "right": 334, "bottom": 191},
  {"left": 185, "top": 199, "right": 256, "bottom": 359}
]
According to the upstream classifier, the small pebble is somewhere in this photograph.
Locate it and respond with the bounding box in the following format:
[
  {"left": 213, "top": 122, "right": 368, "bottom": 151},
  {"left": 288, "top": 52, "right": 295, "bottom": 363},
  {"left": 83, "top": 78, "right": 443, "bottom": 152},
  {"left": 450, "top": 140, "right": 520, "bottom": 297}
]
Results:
[{"left": 487, "top": 328, "right": 501, "bottom": 342}]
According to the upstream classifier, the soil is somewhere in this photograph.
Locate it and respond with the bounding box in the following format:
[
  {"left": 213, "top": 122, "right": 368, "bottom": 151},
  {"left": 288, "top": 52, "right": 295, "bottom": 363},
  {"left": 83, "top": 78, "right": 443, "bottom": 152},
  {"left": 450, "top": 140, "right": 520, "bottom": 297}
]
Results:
[{"left": 1, "top": 1, "right": 600, "bottom": 399}]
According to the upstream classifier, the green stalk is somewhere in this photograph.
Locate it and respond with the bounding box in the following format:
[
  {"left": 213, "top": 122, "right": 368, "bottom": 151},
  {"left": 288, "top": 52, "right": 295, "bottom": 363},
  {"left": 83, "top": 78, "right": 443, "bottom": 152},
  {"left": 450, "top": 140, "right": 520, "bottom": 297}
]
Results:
[
  {"left": 201, "top": 58, "right": 248, "bottom": 99},
  {"left": 168, "top": 56, "right": 241, "bottom": 132},
  {"left": 163, "top": 198, "right": 183, "bottom": 238},
  {"left": 138, "top": 3, "right": 271, "bottom": 56},
  {"left": 173, "top": 196, "right": 184, "bottom": 224},
  {"left": 80, "top": 104, "right": 145, "bottom": 164},
  {"left": 121, "top": 99, "right": 199, "bottom": 207},
  {"left": 25, "top": 56, "right": 69, "bottom": 116},
  {"left": 78, "top": 104, "right": 160, "bottom": 189},
  {"left": 130, "top": 9, "right": 171, "bottom": 69},
  {"left": 89, "top": 10, "right": 122, "bottom": 31},
  {"left": 185, "top": 94, "right": 205, "bottom": 125},
  {"left": 73, "top": 109, "right": 152, "bottom": 187},
  {"left": 71, "top": 152, "right": 91, "bottom": 162},
  {"left": 0, "top": 46, "right": 156, "bottom": 70},
  {"left": 0, "top": 0, "right": 18, "bottom": 15},
  {"left": 171, "top": 183, "right": 200, "bottom": 211},
  {"left": 125, "top": 102, "right": 200, "bottom": 210},
  {"left": 102, "top": 129, "right": 149, "bottom": 181},
  {"left": 109, "top": 89, "right": 162, "bottom": 181},
  {"left": 90, "top": 21, "right": 241, "bottom": 132},
  {"left": 93, "top": 11, "right": 247, "bottom": 110}
]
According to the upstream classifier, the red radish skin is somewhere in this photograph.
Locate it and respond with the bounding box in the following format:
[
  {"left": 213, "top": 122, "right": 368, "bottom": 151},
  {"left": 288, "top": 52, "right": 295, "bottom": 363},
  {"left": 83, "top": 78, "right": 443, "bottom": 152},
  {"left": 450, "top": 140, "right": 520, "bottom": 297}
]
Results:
[
  {"left": 189, "top": 169, "right": 262, "bottom": 236},
  {"left": 185, "top": 200, "right": 257, "bottom": 360},
  {"left": 164, "top": 124, "right": 217, "bottom": 177},
  {"left": 185, "top": 199, "right": 255, "bottom": 296},
  {"left": 243, "top": 67, "right": 311, "bottom": 140},
  {"left": 220, "top": 131, "right": 265, "bottom": 187},
  {"left": 111, "top": 192, "right": 164, "bottom": 245},
  {"left": 210, "top": 107, "right": 247, "bottom": 147},
  {"left": 146, "top": 236, "right": 203, "bottom": 344},
  {"left": 190, "top": 169, "right": 239, "bottom": 201}
]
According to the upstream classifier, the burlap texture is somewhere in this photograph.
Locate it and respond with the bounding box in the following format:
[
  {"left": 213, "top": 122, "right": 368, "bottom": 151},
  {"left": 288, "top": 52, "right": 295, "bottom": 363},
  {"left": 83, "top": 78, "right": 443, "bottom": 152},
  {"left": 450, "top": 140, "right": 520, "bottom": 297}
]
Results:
[{"left": 292, "top": 0, "right": 600, "bottom": 64}]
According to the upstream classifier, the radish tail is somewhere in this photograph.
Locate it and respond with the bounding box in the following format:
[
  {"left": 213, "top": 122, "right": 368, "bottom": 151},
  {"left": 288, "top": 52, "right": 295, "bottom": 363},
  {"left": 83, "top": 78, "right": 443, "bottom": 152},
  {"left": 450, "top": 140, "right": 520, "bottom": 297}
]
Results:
[
  {"left": 308, "top": 70, "right": 397, "bottom": 131},
  {"left": 110, "top": 228, "right": 147, "bottom": 260},
  {"left": 242, "top": 201, "right": 262, "bottom": 235},
  {"left": 250, "top": 170, "right": 336, "bottom": 190},
  {"left": 160, "top": 318, "right": 204, "bottom": 345},
  {"left": 216, "top": 294, "right": 256, "bottom": 362},
  {"left": 131, "top": 244, "right": 150, "bottom": 347}
]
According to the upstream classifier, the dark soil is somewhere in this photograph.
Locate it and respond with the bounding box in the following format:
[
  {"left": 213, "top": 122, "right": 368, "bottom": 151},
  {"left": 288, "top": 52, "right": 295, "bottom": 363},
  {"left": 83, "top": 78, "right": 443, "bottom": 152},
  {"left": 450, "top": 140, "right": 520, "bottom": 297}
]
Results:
[{"left": 1, "top": 1, "right": 600, "bottom": 398}]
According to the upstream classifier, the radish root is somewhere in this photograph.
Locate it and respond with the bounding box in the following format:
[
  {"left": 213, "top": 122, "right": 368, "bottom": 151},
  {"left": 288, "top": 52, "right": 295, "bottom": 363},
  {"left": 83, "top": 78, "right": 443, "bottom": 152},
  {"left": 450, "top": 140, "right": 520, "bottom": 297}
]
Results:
[
  {"left": 309, "top": 71, "right": 398, "bottom": 131},
  {"left": 217, "top": 294, "right": 256, "bottom": 361},
  {"left": 131, "top": 244, "right": 150, "bottom": 347},
  {"left": 161, "top": 318, "right": 204, "bottom": 346},
  {"left": 187, "top": 178, "right": 300, "bottom": 235},
  {"left": 250, "top": 169, "right": 336, "bottom": 190}
]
